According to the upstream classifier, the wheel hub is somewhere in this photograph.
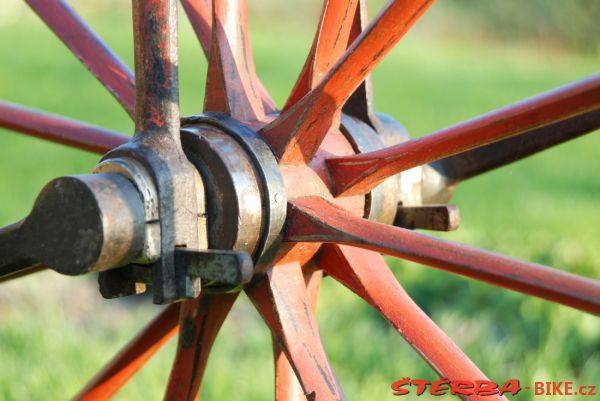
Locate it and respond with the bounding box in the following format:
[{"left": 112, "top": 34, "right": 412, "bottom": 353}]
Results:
[
  {"left": 3, "top": 1, "right": 599, "bottom": 398},
  {"left": 178, "top": 112, "right": 408, "bottom": 270},
  {"left": 0, "top": 109, "right": 439, "bottom": 303}
]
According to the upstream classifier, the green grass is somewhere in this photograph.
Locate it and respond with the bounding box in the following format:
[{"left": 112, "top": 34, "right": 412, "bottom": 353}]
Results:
[{"left": 0, "top": 3, "right": 599, "bottom": 400}]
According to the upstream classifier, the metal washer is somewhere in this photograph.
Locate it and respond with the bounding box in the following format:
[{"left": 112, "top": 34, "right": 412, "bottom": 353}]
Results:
[{"left": 181, "top": 113, "right": 287, "bottom": 268}]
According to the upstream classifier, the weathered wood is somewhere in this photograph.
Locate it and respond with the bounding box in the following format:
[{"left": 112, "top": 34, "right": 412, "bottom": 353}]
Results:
[
  {"left": 274, "top": 270, "right": 322, "bottom": 401},
  {"left": 283, "top": 0, "right": 359, "bottom": 111},
  {"left": 432, "top": 108, "right": 600, "bottom": 181},
  {"left": 163, "top": 293, "right": 238, "bottom": 401},
  {"left": 261, "top": 0, "right": 434, "bottom": 163},
  {"left": 247, "top": 263, "right": 345, "bottom": 401},
  {"left": 26, "top": 0, "right": 136, "bottom": 118},
  {"left": 319, "top": 245, "right": 507, "bottom": 401},
  {"left": 204, "top": 0, "right": 268, "bottom": 121},
  {"left": 287, "top": 196, "right": 600, "bottom": 315},
  {"left": 181, "top": 0, "right": 276, "bottom": 114},
  {"left": 0, "top": 101, "right": 128, "bottom": 154},
  {"left": 327, "top": 73, "right": 600, "bottom": 196}
]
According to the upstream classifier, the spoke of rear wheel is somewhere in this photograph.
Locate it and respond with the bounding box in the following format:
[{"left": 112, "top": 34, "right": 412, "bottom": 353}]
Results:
[
  {"left": 274, "top": 269, "right": 322, "bottom": 401},
  {"left": 326, "top": 73, "right": 600, "bottom": 196},
  {"left": 72, "top": 304, "right": 180, "bottom": 401},
  {"left": 287, "top": 197, "right": 600, "bottom": 315},
  {"left": 432, "top": 107, "right": 600, "bottom": 182},
  {"left": 204, "top": 0, "right": 273, "bottom": 121},
  {"left": 163, "top": 293, "right": 238, "bottom": 401},
  {"left": 260, "top": 0, "right": 434, "bottom": 163},
  {"left": 247, "top": 263, "right": 345, "bottom": 401},
  {"left": 0, "top": 101, "right": 128, "bottom": 154},
  {"left": 283, "top": 0, "right": 359, "bottom": 111},
  {"left": 319, "top": 245, "right": 508, "bottom": 401},
  {"left": 26, "top": 0, "right": 136, "bottom": 119}
]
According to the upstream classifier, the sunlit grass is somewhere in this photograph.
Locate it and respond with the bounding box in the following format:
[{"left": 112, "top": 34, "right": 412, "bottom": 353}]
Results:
[{"left": 0, "top": 3, "right": 598, "bottom": 400}]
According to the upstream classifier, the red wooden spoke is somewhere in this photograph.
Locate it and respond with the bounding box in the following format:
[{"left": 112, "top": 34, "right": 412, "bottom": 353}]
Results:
[
  {"left": 72, "top": 304, "right": 180, "bottom": 401},
  {"left": 287, "top": 197, "right": 600, "bottom": 315},
  {"left": 345, "top": 0, "right": 368, "bottom": 62},
  {"left": 274, "top": 270, "right": 322, "bottom": 401},
  {"left": 433, "top": 107, "right": 600, "bottom": 182},
  {"left": 274, "top": 345, "right": 308, "bottom": 401},
  {"left": 246, "top": 263, "right": 345, "bottom": 401},
  {"left": 181, "top": 0, "right": 212, "bottom": 56},
  {"left": 327, "top": 73, "right": 600, "bottom": 196},
  {"left": 342, "top": 0, "right": 377, "bottom": 126},
  {"left": 132, "top": 0, "right": 180, "bottom": 136},
  {"left": 181, "top": 0, "right": 276, "bottom": 114},
  {"left": 261, "top": 0, "right": 434, "bottom": 164},
  {"left": 0, "top": 101, "right": 128, "bottom": 154},
  {"left": 283, "top": 0, "right": 360, "bottom": 111},
  {"left": 204, "top": 0, "right": 270, "bottom": 121},
  {"left": 163, "top": 293, "right": 238, "bottom": 401},
  {"left": 26, "top": 0, "right": 135, "bottom": 119},
  {"left": 320, "top": 245, "right": 507, "bottom": 401}
]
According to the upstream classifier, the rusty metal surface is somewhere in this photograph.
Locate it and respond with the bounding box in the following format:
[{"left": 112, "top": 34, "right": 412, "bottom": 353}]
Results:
[
  {"left": 182, "top": 125, "right": 264, "bottom": 255},
  {"left": 94, "top": 158, "right": 162, "bottom": 263},
  {"left": 26, "top": 0, "right": 136, "bottom": 118},
  {"left": 0, "top": 174, "right": 145, "bottom": 277},
  {"left": 132, "top": 0, "right": 179, "bottom": 136},
  {"left": 288, "top": 196, "right": 600, "bottom": 315},
  {"left": 175, "top": 248, "right": 253, "bottom": 291},
  {"left": 100, "top": 247, "right": 252, "bottom": 296},
  {"left": 105, "top": 0, "right": 204, "bottom": 303},
  {"left": 327, "top": 73, "right": 600, "bottom": 196},
  {"left": 97, "top": 136, "right": 205, "bottom": 304},
  {"left": 0, "top": 101, "right": 128, "bottom": 154},
  {"left": 72, "top": 304, "right": 180, "bottom": 401}
]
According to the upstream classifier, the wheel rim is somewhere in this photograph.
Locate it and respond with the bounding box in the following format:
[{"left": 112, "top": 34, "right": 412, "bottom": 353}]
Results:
[{"left": 0, "top": 1, "right": 599, "bottom": 400}]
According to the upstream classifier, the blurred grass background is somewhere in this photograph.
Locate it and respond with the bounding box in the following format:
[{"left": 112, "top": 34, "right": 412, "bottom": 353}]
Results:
[{"left": 0, "top": 1, "right": 599, "bottom": 400}]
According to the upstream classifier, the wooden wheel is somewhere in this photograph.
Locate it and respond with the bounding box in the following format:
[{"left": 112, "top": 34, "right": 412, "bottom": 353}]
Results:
[{"left": 0, "top": 1, "right": 599, "bottom": 400}]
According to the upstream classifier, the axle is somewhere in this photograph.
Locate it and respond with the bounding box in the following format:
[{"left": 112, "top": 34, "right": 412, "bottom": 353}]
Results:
[{"left": 0, "top": 112, "right": 457, "bottom": 303}]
